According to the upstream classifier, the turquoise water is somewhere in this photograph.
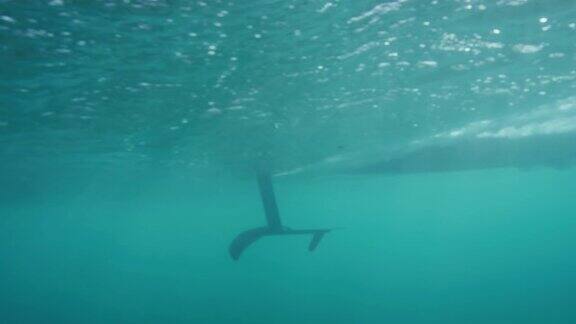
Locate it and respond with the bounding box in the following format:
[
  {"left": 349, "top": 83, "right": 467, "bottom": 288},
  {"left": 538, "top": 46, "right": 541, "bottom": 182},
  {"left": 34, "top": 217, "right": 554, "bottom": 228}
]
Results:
[{"left": 1, "top": 1, "right": 576, "bottom": 323}]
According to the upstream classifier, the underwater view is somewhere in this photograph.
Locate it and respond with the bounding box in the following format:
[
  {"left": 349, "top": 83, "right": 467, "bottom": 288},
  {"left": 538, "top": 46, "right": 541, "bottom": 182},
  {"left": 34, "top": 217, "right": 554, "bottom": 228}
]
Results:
[{"left": 1, "top": 0, "right": 576, "bottom": 323}]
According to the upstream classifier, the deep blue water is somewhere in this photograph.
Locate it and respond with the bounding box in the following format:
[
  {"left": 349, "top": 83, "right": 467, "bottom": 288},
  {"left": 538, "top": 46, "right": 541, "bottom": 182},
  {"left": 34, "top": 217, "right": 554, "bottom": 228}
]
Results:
[{"left": 1, "top": 1, "right": 576, "bottom": 323}]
